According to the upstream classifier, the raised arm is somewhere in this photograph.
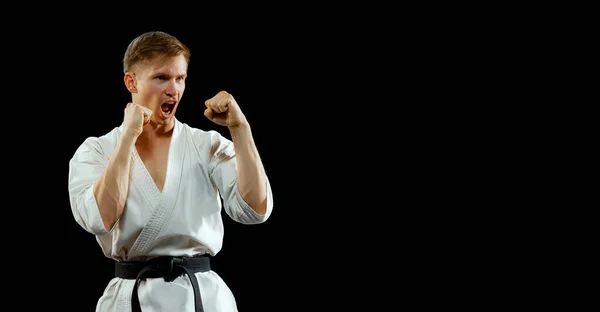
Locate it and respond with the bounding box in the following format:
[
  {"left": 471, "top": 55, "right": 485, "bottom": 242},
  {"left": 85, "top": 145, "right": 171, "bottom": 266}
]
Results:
[
  {"left": 228, "top": 123, "right": 268, "bottom": 215},
  {"left": 204, "top": 91, "right": 268, "bottom": 215},
  {"left": 93, "top": 131, "right": 136, "bottom": 231},
  {"left": 95, "top": 103, "right": 150, "bottom": 231}
]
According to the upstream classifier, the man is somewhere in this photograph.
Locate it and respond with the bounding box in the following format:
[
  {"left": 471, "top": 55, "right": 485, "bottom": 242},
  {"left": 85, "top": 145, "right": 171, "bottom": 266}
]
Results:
[{"left": 68, "top": 30, "right": 273, "bottom": 312}]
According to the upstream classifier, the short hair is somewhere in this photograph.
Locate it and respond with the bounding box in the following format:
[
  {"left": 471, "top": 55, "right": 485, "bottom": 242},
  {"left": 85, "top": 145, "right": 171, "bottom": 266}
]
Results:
[{"left": 123, "top": 31, "right": 191, "bottom": 74}]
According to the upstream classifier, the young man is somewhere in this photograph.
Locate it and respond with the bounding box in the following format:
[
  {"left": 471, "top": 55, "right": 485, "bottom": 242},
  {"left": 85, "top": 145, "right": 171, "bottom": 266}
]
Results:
[{"left": 68, "top": 31, "right": 273, "bottom": 312}]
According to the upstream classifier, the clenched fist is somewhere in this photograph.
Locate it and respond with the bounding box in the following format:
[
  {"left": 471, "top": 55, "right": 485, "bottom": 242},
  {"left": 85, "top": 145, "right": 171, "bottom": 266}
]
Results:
[
  {"left": 123, "top": 102, "right": 152, "bottom": 138},
  {"left": 204, "top": 90, "right": 247, "bottom": 128}
]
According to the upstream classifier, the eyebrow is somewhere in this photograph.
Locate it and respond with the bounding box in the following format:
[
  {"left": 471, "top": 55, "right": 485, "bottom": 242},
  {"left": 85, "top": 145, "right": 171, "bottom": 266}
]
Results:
[{"left": 155, "top": 72, "right": 187, "bottom": 78}]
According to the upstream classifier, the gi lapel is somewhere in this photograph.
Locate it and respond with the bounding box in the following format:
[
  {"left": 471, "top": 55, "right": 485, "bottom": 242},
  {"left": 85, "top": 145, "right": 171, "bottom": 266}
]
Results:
[{"left": 128, "top": 120, "right": 186, "bottom": 258}]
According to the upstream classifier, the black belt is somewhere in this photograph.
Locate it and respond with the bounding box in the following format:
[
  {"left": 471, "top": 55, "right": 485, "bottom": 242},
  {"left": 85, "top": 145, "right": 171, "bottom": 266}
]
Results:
[{"left": 115, "top": 255, "right": 211, "bottom": 312}]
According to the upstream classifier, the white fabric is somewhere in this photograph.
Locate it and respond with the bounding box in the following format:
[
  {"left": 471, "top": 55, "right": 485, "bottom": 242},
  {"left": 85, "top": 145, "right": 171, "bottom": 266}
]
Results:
[{"left": 68, "top": 118, "right": 273, "bottom": 312}]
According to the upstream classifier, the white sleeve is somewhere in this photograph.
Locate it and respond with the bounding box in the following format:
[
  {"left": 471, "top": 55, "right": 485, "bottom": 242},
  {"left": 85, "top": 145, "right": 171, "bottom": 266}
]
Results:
[
  {"left": 208, "top": 133, "right": 274, "bottom": 224},
  {"left": 68, "top": 137, "right": 111, "bottom": 236}
]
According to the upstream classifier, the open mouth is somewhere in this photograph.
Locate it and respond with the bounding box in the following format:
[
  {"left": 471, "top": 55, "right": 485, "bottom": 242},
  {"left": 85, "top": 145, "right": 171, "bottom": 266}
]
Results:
[{"left": 160, "top": 103, "right": 175, "bottom": 117}]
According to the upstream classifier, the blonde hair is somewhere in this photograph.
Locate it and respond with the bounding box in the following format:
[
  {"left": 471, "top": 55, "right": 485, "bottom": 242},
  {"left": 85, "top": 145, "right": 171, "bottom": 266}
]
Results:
[{"left": 123, "top": 31, "right": 191, "bottom": 74}]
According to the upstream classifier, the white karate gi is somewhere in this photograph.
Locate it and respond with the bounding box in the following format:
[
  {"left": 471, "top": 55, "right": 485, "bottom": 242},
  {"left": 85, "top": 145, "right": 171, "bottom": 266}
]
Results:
[{"left": 68, "top": 118, "right": 274, "bottom": 312}]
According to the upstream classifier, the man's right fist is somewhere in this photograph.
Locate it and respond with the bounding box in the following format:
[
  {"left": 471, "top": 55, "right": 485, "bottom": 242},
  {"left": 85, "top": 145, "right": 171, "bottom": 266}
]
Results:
[{"left": 124, "top": 102, "right": 152, "bottom": 137}]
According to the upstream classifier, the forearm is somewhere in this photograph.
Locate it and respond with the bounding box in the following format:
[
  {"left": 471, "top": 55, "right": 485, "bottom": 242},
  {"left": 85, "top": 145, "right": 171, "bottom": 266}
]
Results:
[
  {"left": 93, "top": 133, "right": 136, "bottom": 231},
  {"left": 228, "top": 123, "right": 268, "bottom": 215}
]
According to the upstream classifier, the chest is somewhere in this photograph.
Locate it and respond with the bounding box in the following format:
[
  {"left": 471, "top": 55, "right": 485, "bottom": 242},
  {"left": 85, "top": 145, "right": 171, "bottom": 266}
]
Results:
[{"left": 135, "top": 139, "right": 171, "bottom": 192}]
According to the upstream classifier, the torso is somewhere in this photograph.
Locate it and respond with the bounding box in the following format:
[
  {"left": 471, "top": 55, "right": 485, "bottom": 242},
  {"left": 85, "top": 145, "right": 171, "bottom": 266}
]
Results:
[{"left": 135, "top": 136, "right": 172, "bottom": 192}]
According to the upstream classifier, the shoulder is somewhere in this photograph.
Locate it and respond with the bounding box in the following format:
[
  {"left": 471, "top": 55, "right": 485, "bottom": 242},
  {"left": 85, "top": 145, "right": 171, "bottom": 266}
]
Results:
[
  {"left": 179, "top": 121, "right": 231, "bottom": 146},
  {"left": 178, "top": 121, "right": 233, "bottom": 157},
  {"left": 73, "top": 126, "right": 122, "bottom": 157}
]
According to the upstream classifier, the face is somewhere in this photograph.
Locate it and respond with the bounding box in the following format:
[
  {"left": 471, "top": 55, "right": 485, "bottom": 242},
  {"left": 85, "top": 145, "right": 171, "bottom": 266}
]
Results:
[{"left": 128, "top": 55, "right": 187, "bottom": 126}]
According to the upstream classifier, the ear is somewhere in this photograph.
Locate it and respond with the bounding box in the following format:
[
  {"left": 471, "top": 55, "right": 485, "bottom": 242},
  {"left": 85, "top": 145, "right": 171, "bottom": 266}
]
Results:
[{"left": 124, "top": 72, "right": 137, "bottom": 93}]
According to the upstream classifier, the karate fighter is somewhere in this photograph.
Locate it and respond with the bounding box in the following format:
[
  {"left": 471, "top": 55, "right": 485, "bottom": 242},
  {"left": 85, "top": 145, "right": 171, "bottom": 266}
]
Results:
[{"left": 68, "top": 31, "right": 273, "bottom": 312}]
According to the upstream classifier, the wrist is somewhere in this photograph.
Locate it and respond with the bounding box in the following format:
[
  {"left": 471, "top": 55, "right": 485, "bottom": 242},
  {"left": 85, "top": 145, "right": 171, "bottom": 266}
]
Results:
[
  {"left": 120, "top": 130, "right": 139, "bottom": 145},
  {"left": 228, "top": 122, "right": 250, "bottom": 136}
]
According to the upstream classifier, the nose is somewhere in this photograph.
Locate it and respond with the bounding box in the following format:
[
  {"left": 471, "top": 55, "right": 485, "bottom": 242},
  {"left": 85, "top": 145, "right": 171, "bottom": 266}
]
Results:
[{"left": 165, "top": 80, "right": 180, "bottom": 97}]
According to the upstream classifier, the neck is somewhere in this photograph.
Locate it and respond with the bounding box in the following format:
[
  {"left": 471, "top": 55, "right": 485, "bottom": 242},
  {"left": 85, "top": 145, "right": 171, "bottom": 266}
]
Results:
[{"left": 139, "top": 119, "right": 175, "bottom": 141}]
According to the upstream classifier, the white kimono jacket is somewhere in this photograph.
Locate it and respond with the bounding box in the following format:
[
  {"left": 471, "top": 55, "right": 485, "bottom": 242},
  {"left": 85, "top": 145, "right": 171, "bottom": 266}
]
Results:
[{"left": 68, "top": 118, "right": 274, "bottom": 312}]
